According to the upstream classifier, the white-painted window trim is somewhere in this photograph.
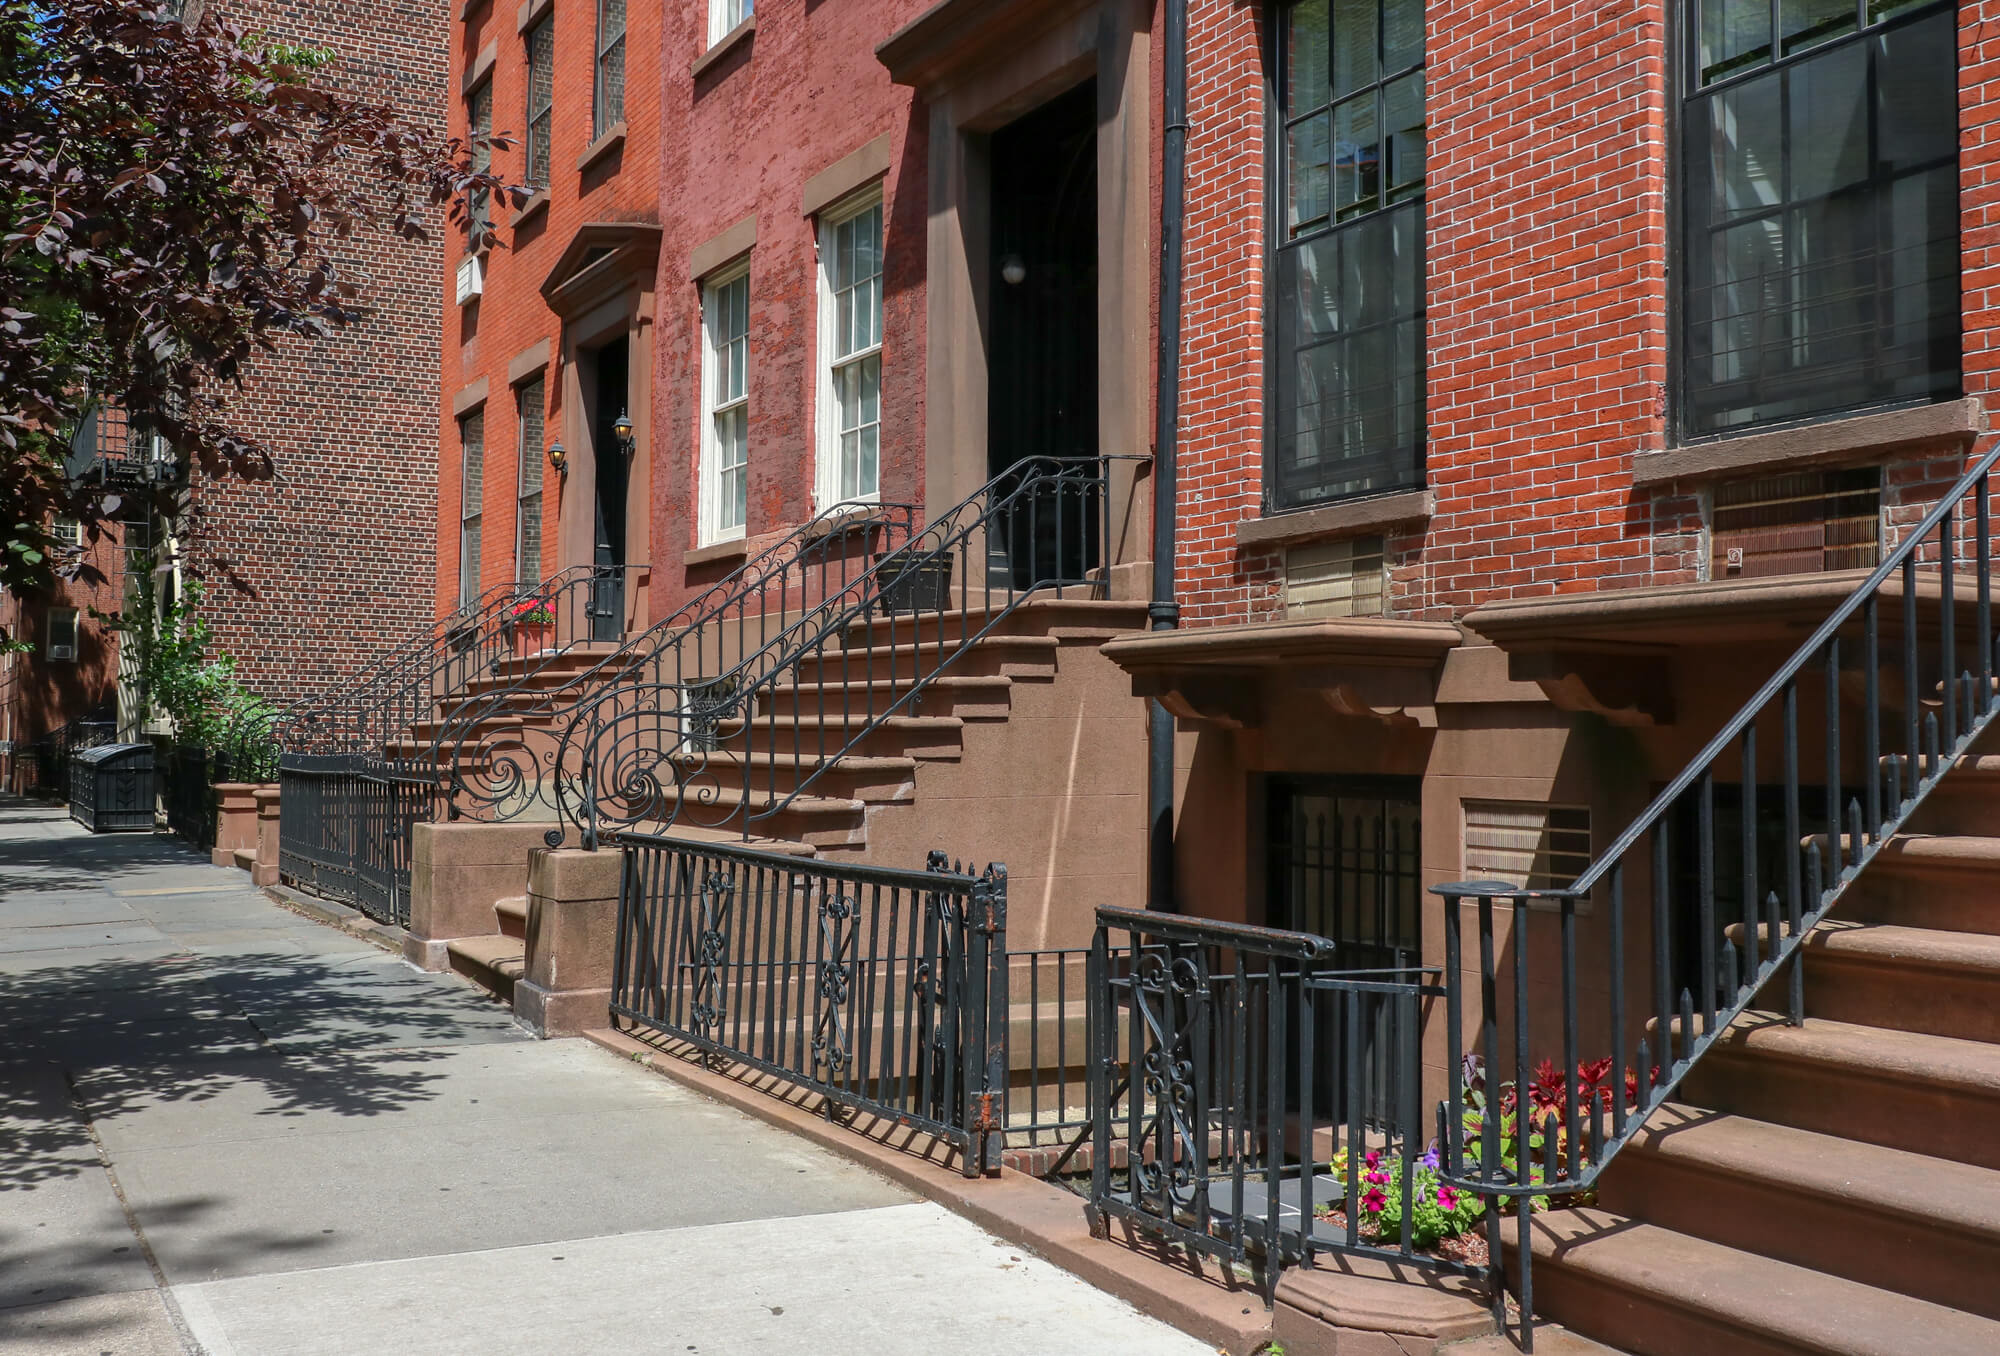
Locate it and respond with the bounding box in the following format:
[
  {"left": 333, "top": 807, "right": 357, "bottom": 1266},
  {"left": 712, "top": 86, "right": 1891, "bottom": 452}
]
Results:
[
  {"left": 813, "top": 189, "right": 884, "bottom": 510},
  {"left": 699, "top": 263, "right": 751, "bottom": 545},
  {"left": 707, "top": 0, "right": 751, "bottom": 47}
]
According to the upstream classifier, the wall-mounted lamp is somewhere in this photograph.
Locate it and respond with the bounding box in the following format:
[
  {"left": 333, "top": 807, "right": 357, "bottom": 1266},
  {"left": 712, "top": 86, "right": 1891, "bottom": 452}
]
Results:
[
  {"left": 546, "top": 439, "right": 567, "bottom": 477},
  {"left": 612, "top": 408, "right": 635, "bottom": 457},
  {"left": 999, "top": 254, "right": 1028, "bottom": 286}
]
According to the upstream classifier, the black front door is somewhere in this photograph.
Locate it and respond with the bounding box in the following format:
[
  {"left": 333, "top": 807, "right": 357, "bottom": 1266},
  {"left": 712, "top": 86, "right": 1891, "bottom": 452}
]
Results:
[
  {"left": 986, "top": 81, "right": 1100, "bottom": 589},
  {"left": 590, "top": 338, "right": 629, "bottom": 642}
]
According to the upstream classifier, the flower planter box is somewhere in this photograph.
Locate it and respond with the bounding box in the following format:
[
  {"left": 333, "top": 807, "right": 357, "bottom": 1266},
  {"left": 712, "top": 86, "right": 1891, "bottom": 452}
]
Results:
[{"left": 512, "top": 622, "right": 553, "bottom": 658}]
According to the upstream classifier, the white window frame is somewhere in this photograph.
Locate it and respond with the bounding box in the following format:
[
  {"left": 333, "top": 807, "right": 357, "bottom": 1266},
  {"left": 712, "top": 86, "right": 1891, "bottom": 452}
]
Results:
[
  {"left": 50, "top": 517, "right": 82, "bottom": 547},
  {"left": 699, "top": 264, "right": 751, "bottom": 545},
  {"left": 707, "top": 0, "right": 751, "bottom": 46},
  {"left": 515, "top": 378, "right": 546, "bottom": 586},
  {"left": 814, "top": 189, "right": 885, "bottom": 509},
  {"left": 459, "top": 410, "right": 485, "bottom": 606}
]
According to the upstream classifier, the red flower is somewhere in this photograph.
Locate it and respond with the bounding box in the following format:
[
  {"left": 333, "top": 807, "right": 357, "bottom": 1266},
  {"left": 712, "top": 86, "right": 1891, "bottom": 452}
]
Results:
[{"left": 1362, "top": 1188, "right": 1387, "bottom": 1213}]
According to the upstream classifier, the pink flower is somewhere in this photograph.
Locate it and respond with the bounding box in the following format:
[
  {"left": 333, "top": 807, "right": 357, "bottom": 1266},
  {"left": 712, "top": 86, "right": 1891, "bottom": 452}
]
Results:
[
  {"left": 1362, "top": 1188, "right": 1387, "bottom": 1213},
  {"left": 1364, "top": 1150, "right": 1381, "bottom": 1168},
  {"left": 1365, "top": 1170, "right": 1389, "bottom": 1185},
  {"left": 1437, "top": 1187, "right": 1459, "bottom": 1211}
]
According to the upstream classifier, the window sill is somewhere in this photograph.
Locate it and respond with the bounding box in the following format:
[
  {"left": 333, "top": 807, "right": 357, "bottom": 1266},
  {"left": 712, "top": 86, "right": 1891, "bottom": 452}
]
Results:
[
  {"left": 686, "top": 537, "right": 749, "bottom": 568},
  {"left": 516, "top": 0, "right": 552, "bottom": 35},
  {"left": 511, "top": 189, "right": 550, "bottom": 231},
  {"left": 577, "top": 122, "right": 625, "bottom": 173},
  {"left": 1235, "top": 489, "right": 1432, "bottom": 551},
  {"left": 1633, "top": 398, "right": 1987, "bottom": 488},
  {"left": 692, "top": 15, "right": 755, "bottom": 80}
]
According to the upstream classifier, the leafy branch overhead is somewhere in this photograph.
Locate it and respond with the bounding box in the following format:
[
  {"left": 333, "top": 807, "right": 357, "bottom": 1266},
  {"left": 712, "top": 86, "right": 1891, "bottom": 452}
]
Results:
[{"left": 0, "top": 0, "right": 525, "bottom": 598}]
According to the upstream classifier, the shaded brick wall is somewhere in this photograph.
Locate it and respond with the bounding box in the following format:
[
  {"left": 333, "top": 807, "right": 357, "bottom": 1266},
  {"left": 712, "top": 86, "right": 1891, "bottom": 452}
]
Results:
[
  {"left": 191, "top": 0, "right": 451, "bottom": 703},
  {"left": 1175, "top": 0, "right": 2000, "bottom": 628}
]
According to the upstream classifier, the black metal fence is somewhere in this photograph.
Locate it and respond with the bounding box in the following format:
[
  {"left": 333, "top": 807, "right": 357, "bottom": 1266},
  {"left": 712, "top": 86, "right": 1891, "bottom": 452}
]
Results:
[
  {"left": 1087, "top": 906, "right": 1450, "bottom": 1296},
  {"left": 277, "top": 753, "right": 429, "bottom": 927},
  {"left": 611, "top": 834, "right": 1011, "bottom": 1175},
  {"left": 26, "top": 714, "right": 115, "bottom": 796},
  {"left": 163, "top": 746, "right": 216, "bottom": 848},
  {"left": 1429, "top": 441, "right": 2000, "bottom": 1346}
]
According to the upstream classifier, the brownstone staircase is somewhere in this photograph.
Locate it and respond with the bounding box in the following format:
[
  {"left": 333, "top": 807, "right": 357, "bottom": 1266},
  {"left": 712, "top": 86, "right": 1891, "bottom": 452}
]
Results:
[{"left": 1510, "top": 756, "right": 2000, "bottom": 1354}]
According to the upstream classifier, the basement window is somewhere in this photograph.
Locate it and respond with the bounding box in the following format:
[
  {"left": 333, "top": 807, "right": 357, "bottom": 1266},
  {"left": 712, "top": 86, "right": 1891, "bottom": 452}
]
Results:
[
  {"left": 1283, "top": 535, "right": 1385, "bottom": 618},
  {"left": 1708, "top": 467, "right": 1880, "bottom": 579}
]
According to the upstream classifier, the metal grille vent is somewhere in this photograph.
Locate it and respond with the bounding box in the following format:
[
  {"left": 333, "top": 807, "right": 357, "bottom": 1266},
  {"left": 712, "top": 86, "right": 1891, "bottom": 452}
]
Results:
[
  {"left": 1710, "top": 468, "right": 1881, "bottom": 580},
  {"left": 1284, "top": 535, "right": 1385, "bottom": 619},
  {"left": 1462, "top": 800, "right": 1591, "bottom": 895}
]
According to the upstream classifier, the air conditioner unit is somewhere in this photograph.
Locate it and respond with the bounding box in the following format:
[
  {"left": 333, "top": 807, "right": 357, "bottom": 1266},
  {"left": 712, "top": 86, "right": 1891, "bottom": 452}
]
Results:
[
  {"left": 456, "top": 255, "right": 484, "bottom": 305},
  {"left": 48, "top": 644, "right": 75, "bottom": 661}
]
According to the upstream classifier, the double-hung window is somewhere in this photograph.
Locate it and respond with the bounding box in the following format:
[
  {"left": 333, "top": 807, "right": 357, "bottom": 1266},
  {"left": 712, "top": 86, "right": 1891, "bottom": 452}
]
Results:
[
  {"left": 708, "top": 0, "right": 751, "bottom": 45},
  {"left": 594, "top": 0, "right": 626, "bottom": 138},
  {"left": 1681, "top": 1, "right": 1959, "bottom": 436},
  {"left": 525, "top": 16, "right": 554, "bottom": 190},
  {"left": 459, "top": 410, "right": 485, "bottom": 605},
  {"left": 468, "top": 79, "right": 493, "bottom": 231},
  {"left": 516, "top": 379, "right": 545, "bottom": 585},
  {"left": 817, "top": 195, "right": 884, "bottom": 505},
  {"left": 1271, "top": 0, "right": 1426, "bottom": 512},
  {"left": 701, "top": 268, "right": 751, "bottom": 543}
]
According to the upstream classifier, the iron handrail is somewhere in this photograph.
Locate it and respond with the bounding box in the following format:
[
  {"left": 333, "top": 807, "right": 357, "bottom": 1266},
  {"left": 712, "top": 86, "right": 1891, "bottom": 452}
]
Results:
[
  {"left": 423, "top": 498, "right": 913, "bottom": 820},
  {"left": 1430, "top": 438, "right": 2000, "bottom": 1346},
  {"left": 551, "top": 454, "right": 1141, "bottom": 847}
]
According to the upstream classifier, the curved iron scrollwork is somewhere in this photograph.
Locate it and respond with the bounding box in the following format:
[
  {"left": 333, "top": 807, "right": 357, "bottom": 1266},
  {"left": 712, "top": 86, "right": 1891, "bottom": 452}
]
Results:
[
  {"left": 689, "top": 868, "right": 734, "bottom": 1038},
  {"left": 811, "top": 890, "right": 858, "bottom": 1076}
]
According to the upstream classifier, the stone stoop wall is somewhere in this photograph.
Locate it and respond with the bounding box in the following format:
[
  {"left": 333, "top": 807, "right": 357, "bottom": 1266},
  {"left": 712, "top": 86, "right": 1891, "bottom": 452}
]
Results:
[
  {"left": 839, "top": 630, "right": 1149, "bottom": 953},
  {"left": 192, "top": 0, "right": 451, "bottom": 705},
  {"left": 1173, "top": 0, "right": 2000, "bottom": 625},
  {"left": 405, "top": 820, "right": 556, "bottom": 969}
]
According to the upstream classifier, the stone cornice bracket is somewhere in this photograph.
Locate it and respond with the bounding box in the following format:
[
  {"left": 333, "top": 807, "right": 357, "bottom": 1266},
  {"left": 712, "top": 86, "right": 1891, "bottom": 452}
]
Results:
[
  {"left": 540, "top": 221, "right": 664, "bottom": 319},
  {"left": 876, "top": 0, "right": 1094, "bottom": 92},
  {"left": 1505, "top": 648, "right": 1675, "bottom": 728}
]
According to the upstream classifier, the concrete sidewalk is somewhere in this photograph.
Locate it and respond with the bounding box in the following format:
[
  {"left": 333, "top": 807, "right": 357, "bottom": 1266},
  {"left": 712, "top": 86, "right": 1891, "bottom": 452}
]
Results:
[{"left": 0, "top": 799, "right": 1212, "bottom": 1355}]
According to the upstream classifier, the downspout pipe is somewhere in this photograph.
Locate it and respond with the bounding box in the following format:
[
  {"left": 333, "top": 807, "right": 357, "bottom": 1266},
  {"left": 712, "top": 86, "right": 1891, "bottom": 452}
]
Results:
[{"left": 1148, "top": 0, "right": 1188, "bottom": 912}]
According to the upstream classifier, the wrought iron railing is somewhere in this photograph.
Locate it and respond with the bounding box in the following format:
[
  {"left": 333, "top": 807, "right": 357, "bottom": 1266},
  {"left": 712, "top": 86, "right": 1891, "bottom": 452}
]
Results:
[
  {"left": 552, "top": 455, "right": 1137, "bottom": 847},
  {"left": 610, "top": 832, "right": 1011, "bottom": 1176},
  {"left": 1430, "top": 441, "right": 2000, "bottom": 1346},
  {"left": 28, "top": 711, "right": 116, "bottom": 796},
  {"left": 422, "top": 500, "right": 912, "bottom": 824},
  {"left": 162, "top": 745, "right": 216, "bottom": 847},
  {"left": 1087, "top": 906, "right": 1449, "bottom": 1297}
]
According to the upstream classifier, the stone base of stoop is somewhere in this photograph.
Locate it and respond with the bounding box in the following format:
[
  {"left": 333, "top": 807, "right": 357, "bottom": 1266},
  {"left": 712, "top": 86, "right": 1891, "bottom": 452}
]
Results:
[
  {"left": 513, "top": 978, "right": 610, "bottom": 1037},
  {"left": 403, "top": 935, "right": 451, "bottom": 971},
  {"left": 1273, "top": 1256, "right": 1495, "bottom": 1355}
]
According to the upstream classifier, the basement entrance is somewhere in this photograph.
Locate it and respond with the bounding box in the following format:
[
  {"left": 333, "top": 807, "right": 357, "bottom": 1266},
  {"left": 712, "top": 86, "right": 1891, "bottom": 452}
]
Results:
[
  {"left": 986, "top": 80, "right": 1101, "bottom": 588},
  {"left": 589, "top": 337, "right": 629, "bottom": 642}
]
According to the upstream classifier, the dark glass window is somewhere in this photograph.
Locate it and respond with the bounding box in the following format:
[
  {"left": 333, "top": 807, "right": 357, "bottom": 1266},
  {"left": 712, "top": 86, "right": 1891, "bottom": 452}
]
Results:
[
  {"left": 594, "top": 0, "right": 626, "bottom": 140},
  {"left": 1682, "top": 1, "right": 1959, "bottom": 436},
  {"left": 1272, "top": 0, "right": 1425, "bottom": 511},
  {"left": 525, "top": 16, "right": 554, "bottom": 190},
  {"left": 468, "top": 80, "right": 493, "bottom": 230}
]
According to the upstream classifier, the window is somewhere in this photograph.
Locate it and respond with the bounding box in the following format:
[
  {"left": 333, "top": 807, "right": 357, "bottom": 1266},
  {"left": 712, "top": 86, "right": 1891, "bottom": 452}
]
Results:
[
  {"left": 700, "top": 268, "right": 751, "bottom": 543},
  {"left": 468, "top": 79, "right": 493, "bottom": 230},
  {"left": 459, "top": 410, "right": 485, "bottom": 605},
  {"left": 816, "top": 195, "right": 884, "bottom": 505},
  {"left": 516, "top": 379, "right": 545, "bottom": 585},
  {"left": 1709, "top": 467, "right": 1880, "bottom": 577},
  {"left": 1268, "top": 777, "right": 1422, "bottom": 965},
  {"left": 525, "top": 15, "right": 554, "bottom": 190},
  {"left": 708, "top": 0, "right": 751, "bottom": 45},
  {"left": 1271, "top": 0, "right": 1426, "bottom": 512},
  {"left": 1463, "top": 802, "right": 1592, "bottom": 894},
  {"left": 1284, "top": 535, "right": 1385, "bottom": 617},
  {"left": 1682, "top": 1, "right": 1959, "bottom": 436},
  {"left": 50, "top": 517, "right": 81, "bottom": 547},
  {"left": 594, "top": 0, "right": 625, "bottom": 138},
  {"left": 46, "top": 608, "right": 78, "bottom": 662}
]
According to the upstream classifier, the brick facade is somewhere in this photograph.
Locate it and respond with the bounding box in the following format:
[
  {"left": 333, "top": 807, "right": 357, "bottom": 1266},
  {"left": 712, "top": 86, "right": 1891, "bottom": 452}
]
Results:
[
  {"left": 189, "top": 0, "right": 451, "bottom": 703},
  {"left": 1174, "top": 0, "right": 2000, "bottom": 627}
]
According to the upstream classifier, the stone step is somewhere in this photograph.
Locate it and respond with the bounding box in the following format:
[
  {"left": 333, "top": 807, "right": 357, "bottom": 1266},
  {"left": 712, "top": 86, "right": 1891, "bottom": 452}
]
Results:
[
  {"left": 621, "top": 784, "right": 866, "bottom": 848},
  {"left": 445, "top": 933, "right": 525, "bottom": 1005},
  {"left": 663, "top": 750, "right": 917, "bottom": 805},
  {"left": 839, "top": 595, "right": 1147, "bottom": 651},
  {"left": 1598, "top": 1102, "right": 2000, "bottom": 1319},
  {"left": 1905, "top": 754, "right": 2000, "bottom": 836},
  {"left": 1834, "top": 835, "right": 2000, "bottom": 936},
  {"left": 622, "top": 821, "right": 819, "bottom": 857},
  {"left": 711, "top": 713, "right": 965, "bottom": 762},
  {"left": 1799, "top": 920, "right": 2000, "bottom": 1044},
  {"left": 494, "top": 894, "right": 527, "bottom": 940},
  {"left": 792, "top": 635, "right": 1059, "bottom": 687},
  {"left": 1510, "top": 1208, "right": 2000, "bottom": 1356},
  {"left": 1683, "top": 1013, "right": 2000, "bottom": 1170},
  {"left": 758, "top": 673, "right": 1012, "bottom": 723}
]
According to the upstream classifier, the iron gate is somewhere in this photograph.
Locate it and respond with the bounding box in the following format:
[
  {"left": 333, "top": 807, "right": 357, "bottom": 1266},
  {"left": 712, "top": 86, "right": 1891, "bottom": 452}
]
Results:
[{"left": 277, "top": 753, "right": 431, "bottom": 927}]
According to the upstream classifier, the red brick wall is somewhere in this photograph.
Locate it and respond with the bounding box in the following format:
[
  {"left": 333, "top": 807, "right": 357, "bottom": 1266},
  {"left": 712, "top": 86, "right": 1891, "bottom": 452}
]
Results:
[
  {"left": 647, "top": 0, "right": 930, "bottom": 610},
  {"left": 438, "top": 0, "right": 665, "bottom": 618},
  {"left": 1175, "top": 0, "right": 2000, "bottom": 628},
  {"left": 190, "top": 0, "right": 452, "bottom": 703}
]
